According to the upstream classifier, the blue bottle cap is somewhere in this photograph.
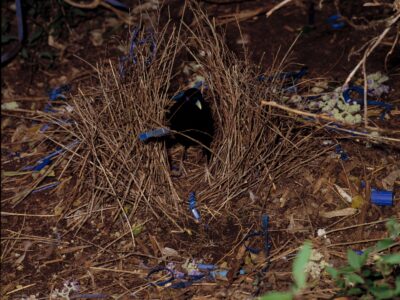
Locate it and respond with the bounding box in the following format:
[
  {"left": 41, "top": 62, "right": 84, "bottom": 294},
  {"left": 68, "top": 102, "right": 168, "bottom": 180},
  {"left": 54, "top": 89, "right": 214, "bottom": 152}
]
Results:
[{"left": 371, "top": 189, "right": 393, "bottom": 206}]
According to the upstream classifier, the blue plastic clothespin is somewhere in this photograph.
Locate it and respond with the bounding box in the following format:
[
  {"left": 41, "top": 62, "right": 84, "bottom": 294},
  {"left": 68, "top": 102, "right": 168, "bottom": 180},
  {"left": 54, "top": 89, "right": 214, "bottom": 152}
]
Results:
[{"left": 189, "top": 192, "right": 201, "bottom": 222}]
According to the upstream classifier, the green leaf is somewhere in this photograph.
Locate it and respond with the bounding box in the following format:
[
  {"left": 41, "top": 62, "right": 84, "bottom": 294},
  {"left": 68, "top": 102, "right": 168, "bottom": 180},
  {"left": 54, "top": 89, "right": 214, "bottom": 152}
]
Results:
[
  {"left": 347, "top": 287, "right": 363, "bottom": 295},
  {"left": 370, "top": 285, "right": 395, "bottom": 300},
  {"left": 131, "top": 224, "right": 143, "bottom": 237},
  {"left": 375, "top": 239, "right": 394, "bottom": 252},
  {"left": 361, "top": 268, "right": 372, "bottom": 277},
  {"left": 347, "top": 249, "right": 365, "bottom": 271},
  {"left": 381, "top": 253, "right": 400, "bottom": 265},
  {"left": 344, "top": 273, "right": 364, "bottom": 285},
  {"left": 394, "top": 276, "right": 400, "bottom": 296},
  {"left": 326, "top": 266, "right": 340, "bottom": 279},
  {"left": 260, "top": 292, "right": 293, "bottom": 300},
  {"left": 386, "top": 219, "right": 400, "bottom": 239},
  {"left": 292, "top": 241, "right": 312, "bottom": 291}
]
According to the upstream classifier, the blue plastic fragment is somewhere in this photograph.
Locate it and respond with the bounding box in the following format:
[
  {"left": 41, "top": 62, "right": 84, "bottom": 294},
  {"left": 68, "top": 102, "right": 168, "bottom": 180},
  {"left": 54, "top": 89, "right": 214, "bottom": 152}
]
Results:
[
  {"left": 327, "top": 14, "right": 345, "bottom": 30},
  {"left": 48, "top": 85, "right": 70, "bottom": 101},
  {"left": 32, "top": 158, "right": 52, "bottom": 171},
  {"left": 342, "top": 86, "right": 393, "bottom": 120},
  {"left": 147, "top": 266, "right": 175, "bottom": 287},
  {"left": 22, "top": 140, "right": 80, "bottom": 171},
  {"left": 32, "top": 181, "right": 60, "bottom": 193},
  {"left": 371, "top": 189, "right": 394, "bottom": 206},
  {"left": 210, "top": 269, "right": 246, "bottom": 279},
  {"left": 244, "top": 214, "right": 271, "bottom": 256},
  {"left": 354, "top": 250, "right": 364, "bottom": 255},
  {"left": 139, "top": 127, "right": 170, "bottom": 142},
  {"left": 335, "top": 144, "right": 349, "bottom": 161},
  {"left": 119, "top": 27, "right": 157, "bottom": 78},
  {"left": 189, "top": 192, "right": 201, "bottom": 221},
  {"left": 147, "top": 266, "right": 206, "bottom": 289},
  {"left": 197, "top": 264, "right": 216, "bottom": 271}
]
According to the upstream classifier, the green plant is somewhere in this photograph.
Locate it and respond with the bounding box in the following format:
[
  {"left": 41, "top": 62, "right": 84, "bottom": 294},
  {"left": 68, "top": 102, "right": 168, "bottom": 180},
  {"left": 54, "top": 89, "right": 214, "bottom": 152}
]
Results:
[
  {"left": 326, "top": 219, "right": 400, "bottom": 300},
  {"left": 260, "top": 241, "right": 312, "bottom": 300}
]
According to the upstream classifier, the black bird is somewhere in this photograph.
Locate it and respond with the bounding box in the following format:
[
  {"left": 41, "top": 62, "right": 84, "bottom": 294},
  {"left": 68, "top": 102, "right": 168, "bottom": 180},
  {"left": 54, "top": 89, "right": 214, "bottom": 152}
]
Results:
[{"left": 166, "top": 88, "right": 214, "bottom": 161}]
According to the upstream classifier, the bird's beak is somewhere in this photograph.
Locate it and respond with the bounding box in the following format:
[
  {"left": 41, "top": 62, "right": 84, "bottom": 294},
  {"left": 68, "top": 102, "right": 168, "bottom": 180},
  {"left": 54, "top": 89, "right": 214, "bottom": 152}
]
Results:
[{"left": 195, "top": 100, "right": 202, "bottom": 110}]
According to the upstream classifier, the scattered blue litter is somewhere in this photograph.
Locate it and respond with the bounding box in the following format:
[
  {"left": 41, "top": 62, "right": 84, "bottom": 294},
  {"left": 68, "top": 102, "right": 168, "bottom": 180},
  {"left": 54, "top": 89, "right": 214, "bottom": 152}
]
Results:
[
  {"left": 138, "top": 127, "right": 170, "bottom": 142},
  {"left": 22, "top": 140, "right": 80, "bottom": 171},
  {"left": 25, "top": 157, "right": 52, "bottom": 172},
  {"left": 147, "top": 266, "right": 206, "bottom": 289},
  {"left": 197, "top": 264, "right": 215, "bottom": 271},
  {"left": 371, "top": 189, "right": 394, "bottom": 206},
  {"left": 327, "top": 14, "right": 345, "bottom": 30},
  {"left": 258, "top": 66, "right": 308, "bottom": 93},
  {"left": 119, "top": 27, "right": 157, "bottom": 78},
  {"left": 147, "top": 264, "right": 246, "bottom": 289},
  {"left": 48, "top": 85, "right": 70, "bottom": 101},
  {"left": 342, "top": 86, "right": 393, "bottom": 120},
  {"left": 244, "top": 214, "right": 271, "bottom": 258},
  {"left": 335, "top": 144, "right": 349, "bottom": 161},
  {"left": 210, "top": 269, "right": 246, "bottom": 279},
  {"left": 189, "top": 192, "right": 201, "bottom": 222},
  {"left": 354, "top": 250, "right": 364, "bottom": 255},
  {"left": 32, "top": 181, "right": 60, "bottom": 193}
]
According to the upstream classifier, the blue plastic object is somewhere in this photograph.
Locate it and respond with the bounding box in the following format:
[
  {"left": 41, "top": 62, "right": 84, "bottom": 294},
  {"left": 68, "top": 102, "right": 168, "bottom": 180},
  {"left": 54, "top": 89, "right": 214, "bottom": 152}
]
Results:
[
  {"left": 244, "top": 214, "right": 271, "bottom": 256},
  {"left": 335, "top": 144, "right": 349, "bottom": 161},
  {"left": 371, "top": 189, "right": 393, "bottom": 206},
  {"left": 32, "top": 182, "right": 60, "bottom": 193},
  {"left": 48, "top": 85, "right": 70, "bottom": 101},
  {"left": 327, "top": 14, "right": 345, "bottom": 30},
  {"left": 147, "top": 266, "right": 205, "bottom": 289},
  {"left": 197, "top": 264, "right": 215, "bottom": 270},
  {"left": 22, "top": 140, "right": 80, "bottom": 171},
  {"left": 138, "top": 127, "right": 170, "bottom": 142},
  {"left": 342, "top": 86, "right": 393, "bottom": 120},
  {"left": 189, "top": 192, "right": 201, "bottom": 221}
]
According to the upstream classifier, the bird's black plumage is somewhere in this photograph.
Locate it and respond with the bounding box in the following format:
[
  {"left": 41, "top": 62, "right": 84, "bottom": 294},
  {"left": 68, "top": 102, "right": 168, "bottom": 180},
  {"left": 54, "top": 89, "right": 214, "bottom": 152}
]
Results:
[{"left": 166, "top": 88, "right": 214, "bottom": 161}]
